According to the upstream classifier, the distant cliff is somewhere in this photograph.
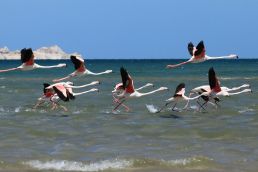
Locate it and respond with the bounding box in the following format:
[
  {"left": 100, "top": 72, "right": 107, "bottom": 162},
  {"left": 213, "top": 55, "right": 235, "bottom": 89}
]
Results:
[{"left": 0, "top": 45, "right": 81, "bottom": 60}]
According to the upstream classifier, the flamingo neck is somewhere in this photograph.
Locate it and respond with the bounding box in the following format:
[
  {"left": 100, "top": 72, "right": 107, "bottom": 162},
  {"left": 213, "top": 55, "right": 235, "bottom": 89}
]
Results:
[{"left": 137, "top": 88, "right": 163, "bottom": 97}]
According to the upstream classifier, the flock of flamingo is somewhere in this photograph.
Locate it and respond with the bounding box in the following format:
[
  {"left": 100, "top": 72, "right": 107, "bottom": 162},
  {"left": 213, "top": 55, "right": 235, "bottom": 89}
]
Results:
[{"left": 0, "top": 41, "right": 252, "bottom": 112}]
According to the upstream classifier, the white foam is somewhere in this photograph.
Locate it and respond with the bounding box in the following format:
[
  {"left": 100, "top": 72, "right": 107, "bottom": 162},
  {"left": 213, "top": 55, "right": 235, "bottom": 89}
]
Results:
[
  {"left": 72, "top": 110, "right": 82, "bottom": 114},
  {"left": 190, "top": 105, "right": 199, "bottom": 110},
  {"left": 146, "top": 104, "right": 159, "bottom": 113},
  {"left": 220, "top": 77, "right": 239, "bottom": 80},
  {"left": 164, "top": 156, "right": 213, "bottom": 166},
  {"left": 24, "top": 159, "right": 132, "bottom": 171},
  {"left": 14, "top": 106, "right": 22, "bottom": 113},
  {"left": 238, "top": 108, "right": 255, "bottom": 114}
]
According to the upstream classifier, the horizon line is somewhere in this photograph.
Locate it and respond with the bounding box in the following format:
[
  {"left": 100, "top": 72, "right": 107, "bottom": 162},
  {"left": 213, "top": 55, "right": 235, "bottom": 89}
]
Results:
[{"left": 1, "top": 58, "right": 258, "bottom": 60}]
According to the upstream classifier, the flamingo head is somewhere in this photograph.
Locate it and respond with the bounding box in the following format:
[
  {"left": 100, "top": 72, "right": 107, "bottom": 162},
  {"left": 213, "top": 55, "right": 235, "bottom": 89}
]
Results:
[
  {"left": 105, "top": 70, "right": 113, "bottom": 74},
  {"left": 165, "top": 97, "right": 175, "bottom": 102},
  {"left": 159, "top": 87, "right": 169, "bottom": 91},
  {"left": 65, "top": 81, "right": 74, "bottom": 86},
  {"left": 228, "top": 54, "right": 238, "bottom": 59},
  {"left": 91, "top": 81, "right": 101, "bottom": 85},
  {"left": 145, "top": 83, "right": 154, "bottom": 87},
  {"left": 90, "top": 88, "right": 99, "bottom": 92}
]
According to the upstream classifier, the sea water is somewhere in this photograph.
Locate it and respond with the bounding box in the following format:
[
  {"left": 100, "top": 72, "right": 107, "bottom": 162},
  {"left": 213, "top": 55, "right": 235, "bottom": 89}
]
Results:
[{"left": 0, "top": 59, "right": 257, "bottom": 172}]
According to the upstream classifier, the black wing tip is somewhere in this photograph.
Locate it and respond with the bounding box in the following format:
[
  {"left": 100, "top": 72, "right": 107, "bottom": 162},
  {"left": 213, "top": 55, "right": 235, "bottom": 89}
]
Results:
[
  {"left": 70, "top": 55, "right": 77, "bottom": 59},
  {"left": 43, "top": 83, "right": 50, "bottom": 87},
  {"left": 188, "top": 42, "right": 194, "bottom": 46},
  {"left": 20, "top": 48, "right": 33, "bottom": 63},
  {"left": 178, "top": 83, "right": 185, "bottom": 88},
  {"left": 209, "top": 67, "right": 215, "bottom": 74},
  {"left": 120, "top": 66, "right": 128, "bottom": 76},
  {"left": 208, "top": 67, "right": 217, "bottom": 89},
  {"left": 120, "top": 66, "right": 129, "bottom": 89},
  {"left": 43, "top": 83, "right": 50, "bottom": 93},
  {"left": 53, "top": 86, "right": 69, "bottom": 102},
  {"left": 120, "top": 66, "right": 126, "bottom": 72},
  {"left": 70, "top": 55, "right": 82, "bottom": 70},
  {"left": 187, "top": 42, "right": 194, "bottom": 56},
  {"left": 174, "top": 83, "right": 185, "bottom": 96}
]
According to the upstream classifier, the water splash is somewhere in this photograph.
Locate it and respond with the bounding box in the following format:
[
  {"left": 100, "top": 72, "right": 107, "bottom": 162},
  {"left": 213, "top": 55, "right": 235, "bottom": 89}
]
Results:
[{"left": 146, "top": 104, "right": 159, "bottom": 113}]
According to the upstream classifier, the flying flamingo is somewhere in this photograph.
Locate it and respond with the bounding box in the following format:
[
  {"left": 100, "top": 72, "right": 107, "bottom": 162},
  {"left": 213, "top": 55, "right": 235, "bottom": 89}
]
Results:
[
  {"left": 53, "top": 55, "right": 112, "bottom": 82},
  {"left": 188, "top": 83, "right": 251, "bottom": 110},
  {"left": 0, "top": 48, "right": 66, "bottom": 73},
  {"left": 185, "top": 68, "right": 251, "bottom": 111},
  {"left": 166, "top": 41, "right": 238, "bottom": 69},
  {"left": 34, "top": 81, "right": 99, "bottom": 111},
  {"left": 113, "top": 67, "right": 168, "bottom": 111},
  {"left": 112, "top": 82, "right": 154, "bottom": 111},
  {"left": 203, "top": 67, "right": 252, "bottom": 97},
  {"left": 150, "top": 83, "right": 204, "bottom": 113}
]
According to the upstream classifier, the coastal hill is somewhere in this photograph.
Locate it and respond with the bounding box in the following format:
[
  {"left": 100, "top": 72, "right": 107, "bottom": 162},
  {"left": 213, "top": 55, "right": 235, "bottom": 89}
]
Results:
[{"left": 0, "top": 45, "right": 82, "bottom": 60}]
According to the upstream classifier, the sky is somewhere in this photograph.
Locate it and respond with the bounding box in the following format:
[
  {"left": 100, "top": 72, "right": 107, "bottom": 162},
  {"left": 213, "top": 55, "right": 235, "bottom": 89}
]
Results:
[{"left": 0, "top": 0, "right": 257, "bottom": 59}]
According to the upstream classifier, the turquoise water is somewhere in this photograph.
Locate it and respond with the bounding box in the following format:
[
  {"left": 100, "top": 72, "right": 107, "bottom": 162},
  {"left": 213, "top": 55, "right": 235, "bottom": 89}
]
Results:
[{"left": 0, "top": 59, "right": 257, "bottom": 172}]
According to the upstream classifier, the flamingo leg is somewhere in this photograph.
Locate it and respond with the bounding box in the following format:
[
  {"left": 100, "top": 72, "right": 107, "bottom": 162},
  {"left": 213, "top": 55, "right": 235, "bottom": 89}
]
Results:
[
  {"left": 113, "top": 99, "right": 126, "bottom": 111},
  {"left": 172, "top": 103, "right": 179, "bottom": 112},
  {"left": 112, "top": 96, "right": 130, "bottom": 112},
  {"left": 156, "top": 102, "right": 172, "bottom": 113},
  {"left": 197, "top": 100, "right": 207, "bottom": 111}
]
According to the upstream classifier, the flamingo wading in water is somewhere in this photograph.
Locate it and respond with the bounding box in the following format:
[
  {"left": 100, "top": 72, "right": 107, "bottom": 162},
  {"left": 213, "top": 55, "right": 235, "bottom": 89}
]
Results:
[
  {"left": 34, "top": 81, "right": 100, "bottom": 111},
  {"left": 188, "top": 83, "right": 251, "bottom": 110},
  {"left": 166, "top": 41, "right": 238, "bottom": 69},
  {"left": 0, "top": 48, "right": 66, "bottom": 73},
  {"left": 202, "top": 67, "right": 252, "bottom": 98},
  {"left": 53, "top": 55, "right": 112, "bottom": 82},
  {"left": 113, "top": 67, "right": 168, "bottom": 112},
  {"left": 112, "top": 82, "right": 155, "bottom": 112},
  {"left": 149, "top": 83, "right": 204, "bottom": 113}
]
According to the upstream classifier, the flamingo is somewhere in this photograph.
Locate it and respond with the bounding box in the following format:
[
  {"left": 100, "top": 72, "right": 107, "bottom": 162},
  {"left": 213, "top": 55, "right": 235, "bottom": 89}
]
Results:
[
  {"left": 53, "top": 55, "right": 112, "bottom": 82},
  {"left": 34, "top": 81, "right": 99, "bottom": 111},
  {"left": 113, "top": 67, "right": 168, "bottom": 111},
  {"left": 112, "top": 82, "right": 154, "bottom": 111},
  {"left": 166, "top": 41, "right": 238, "bottom": 69},
  {"left": 189, "top": 67, "right": 252, "bottom": 111},
  {"left": 188, "top": 83, "right": 251, "bottom": 110},
  {"left": 0, "top": 48, "right": 66, "bottom": 73},
  {"left": 204, "top": 67, "right": 252, "bottom": 97},
  {"left": 153, "top": 83, "right": 204, "bottom": 113}
]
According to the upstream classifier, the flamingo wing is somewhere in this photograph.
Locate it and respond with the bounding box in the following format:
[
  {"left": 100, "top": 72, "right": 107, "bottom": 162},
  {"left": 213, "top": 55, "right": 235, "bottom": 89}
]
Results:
[
  {"left": 208, "top": 67, "right": 221, "bottom": 92},
  {"left": 120, "top": 67, "right": 130, "bottom": 89},
  {"left": 174, "top": 83, "right": 185, "bottom": 97},
  {"left": 66, "top": 87, "right": 75, "bottom": 100},
  {"left": 194, "top": 41, "right": 205, "bottom": 56},
  {"left": 70, "top": 55, "right": 84, "bottom": 70},
  {"left": 53, "top": 84, "right": 69, "bottom": 101},
  {"left": 187, "top": 42, "right": 194, "bottom": 56},
  {"left": 20, "top": 48, "right": 33, "bottom": 63}
]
